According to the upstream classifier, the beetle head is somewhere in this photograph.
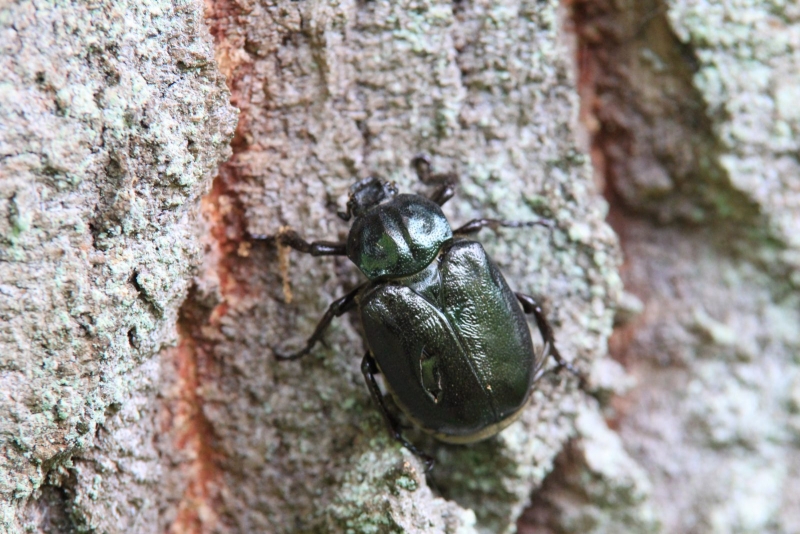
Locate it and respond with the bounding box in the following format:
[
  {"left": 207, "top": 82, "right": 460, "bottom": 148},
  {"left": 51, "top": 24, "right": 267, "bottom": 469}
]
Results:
[{"left": 338, "top": 177, "right": 398, "bottom": 221}]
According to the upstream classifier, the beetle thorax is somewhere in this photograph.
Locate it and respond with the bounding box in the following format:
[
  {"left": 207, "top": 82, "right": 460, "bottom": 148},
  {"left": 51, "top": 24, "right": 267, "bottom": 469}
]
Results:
[{"left": 347, "top": 194, "right": 453, "bottom": 280}]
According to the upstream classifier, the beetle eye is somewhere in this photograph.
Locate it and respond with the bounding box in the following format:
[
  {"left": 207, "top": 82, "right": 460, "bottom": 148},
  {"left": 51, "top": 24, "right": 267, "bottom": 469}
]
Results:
[{"left": 419, "top": 348, "right": 442, "bottom": 403}]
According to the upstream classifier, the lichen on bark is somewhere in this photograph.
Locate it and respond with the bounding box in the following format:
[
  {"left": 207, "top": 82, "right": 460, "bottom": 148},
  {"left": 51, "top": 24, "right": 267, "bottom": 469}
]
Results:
[
  {"left": 0, "top": 0, "right": 237, "bottom": 531},
  {"left": 523, "top": 1, "right": 800, "bottom": 533},
  {"left": 3, "top": 0, "right": 623, "bottom": 532}
]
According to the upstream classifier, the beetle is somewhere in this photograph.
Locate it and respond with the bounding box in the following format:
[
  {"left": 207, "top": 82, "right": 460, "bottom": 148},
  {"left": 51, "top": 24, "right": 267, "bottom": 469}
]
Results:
[{"left": 274, "top": 156, "right": 580, "bottom": 466}]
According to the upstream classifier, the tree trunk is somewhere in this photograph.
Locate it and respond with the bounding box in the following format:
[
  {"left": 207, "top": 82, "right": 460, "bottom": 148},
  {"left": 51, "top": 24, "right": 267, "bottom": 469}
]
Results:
[
  {"left": 520, "top": 1, "right": 800, "bottom": 533},
  {"left": 3, "top": 0, "right": 797, "bottom": 533},
  {"left": 0, "top": 0, "right": 237, "bottom": 531}
]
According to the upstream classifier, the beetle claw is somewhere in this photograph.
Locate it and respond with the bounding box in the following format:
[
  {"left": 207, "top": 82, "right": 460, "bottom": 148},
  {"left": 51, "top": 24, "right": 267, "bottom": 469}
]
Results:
[
  {"left": 555, "top": 360, "right": 590, "bottom": 391},
  {"left": 411, "top": 154, "right": 433, "bottom": 181}
]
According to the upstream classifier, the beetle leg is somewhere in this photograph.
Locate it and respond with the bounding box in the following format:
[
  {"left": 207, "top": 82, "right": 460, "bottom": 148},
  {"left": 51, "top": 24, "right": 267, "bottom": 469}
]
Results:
[
  {"left": 274, "top": 284, "right": 364, "bottom": 361},
  {"left": 411, "top": 154, "right": 457, "bottom": 207},
  {"left": 277, "top": 229, "right": 347, "bottom": 256},
  {"left": 428, "top": 184, "right": 456, "bottom": 207},
  {"left": 515, "top": 293, "right": 587, "bottom": 389},
  {"left": 453, "top": 218, "right": 554, "bottom": 236},
  {"left": 361, "top": 352, "right": 435, "bottom": 471}
]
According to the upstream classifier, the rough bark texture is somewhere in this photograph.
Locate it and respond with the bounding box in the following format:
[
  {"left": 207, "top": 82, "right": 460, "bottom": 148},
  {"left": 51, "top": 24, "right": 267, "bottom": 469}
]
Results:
[
  {"left": 187, "top": 0, "right": 619, "bottom": 532},
  {"left": 519, "top": 1, "right": 800, "bottom": 533},
  {"left": 0, "top": 0, "right": 237, "bottom": 531},
  {"left": 6, "top": 0, "right": 797, "bottom": 533},
  {"left": 3, "top": 0, "right": 620, "bottom": 532}
]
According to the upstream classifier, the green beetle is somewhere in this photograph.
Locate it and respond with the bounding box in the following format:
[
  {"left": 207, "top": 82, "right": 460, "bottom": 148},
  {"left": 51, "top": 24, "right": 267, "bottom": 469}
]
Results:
[{"left": 275, "top": 157, "right": 578, "bottom": 466}]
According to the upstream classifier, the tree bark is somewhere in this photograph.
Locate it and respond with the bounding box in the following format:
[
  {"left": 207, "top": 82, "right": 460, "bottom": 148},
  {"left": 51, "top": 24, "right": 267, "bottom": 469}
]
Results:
[
  {"left": 6, "top": 0, "right": 797, "bottom": 533},
  {"left": 175, "top": 1, "right": 618, "bottom": 532},
  {"left": 520, "top": 1, "right": 800, "bottom": 533},
  {"left": 0, "top": 0, "right": 237, "bottom": 531}
]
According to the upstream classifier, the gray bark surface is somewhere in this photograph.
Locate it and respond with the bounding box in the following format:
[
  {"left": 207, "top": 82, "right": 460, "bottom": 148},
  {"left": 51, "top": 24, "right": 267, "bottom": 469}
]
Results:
[
  {"left": 521, "top": 1, "right": 800, "bottom": 533},
  {"left": 616, "top": 2, "right": 800, "bottom": 531},
  {"left": 0, "top": 0, "right": 237, "bottom": 531},
  {"left": 8, "top": 0, "right": 798, "bottom": 533},
  {"left": 195, "top": 0, "right": 619, "bottom": 532}
]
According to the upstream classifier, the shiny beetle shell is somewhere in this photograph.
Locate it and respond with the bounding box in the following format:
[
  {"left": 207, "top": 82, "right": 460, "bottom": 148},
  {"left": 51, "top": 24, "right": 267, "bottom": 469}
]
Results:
[
  {"left": 359, "top": 237, "right": 538, "bottom": 443},
  {"left": 275, "top": 170, "right": 573, "bottom": 463}
]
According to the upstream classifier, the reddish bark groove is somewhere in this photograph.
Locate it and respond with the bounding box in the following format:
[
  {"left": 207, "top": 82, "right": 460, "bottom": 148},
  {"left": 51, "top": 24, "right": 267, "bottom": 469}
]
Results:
[
  {"left": 568, "top": 0, "right": 759, "bottom": 224},
  {"left": 166, "top": 315, "right": 224, "bottom": 534},
  {"left": 164, "top": 175, "right": 253, "bottom": 533},
  {"left": 554, "top": 3, "right": 799, "bottom": 530},
  {"left": 565, "top": 0, "right": 724, "bottom": 414},
  {"left": 516, "top": 442, "right": 584, "bottom": 534},
  {"left": 566, "top": 0, "right": 720, "bottom": 418},
  {"left": 163, "top": 1, "right": 254, "bottom": 532},
  {"left": 520, "top": 0, "right": 772, "bottom": 530}
]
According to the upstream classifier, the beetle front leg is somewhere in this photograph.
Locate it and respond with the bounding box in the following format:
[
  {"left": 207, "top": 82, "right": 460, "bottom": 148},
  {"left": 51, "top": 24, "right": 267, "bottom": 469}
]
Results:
[
  {"left": 453, "top": 217, "right": 554, "bottom": 236},
  {"left": 411, "top": 155, "right": 457, "bottom": 207},
  {"left": 277, "top": 229, "right": 347, "bottom": 256},
  {"left": 427, "top": 184, "right": 456, "bottom": 207},
  {"left": 274, "top": 284, "right": 364, "bottom": 361},
  {"left": 515, "top": 293, "right": 587, "bottom": 388},
  {"left": 361, "top": 352, "right": 434, "bottom": 471}
]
